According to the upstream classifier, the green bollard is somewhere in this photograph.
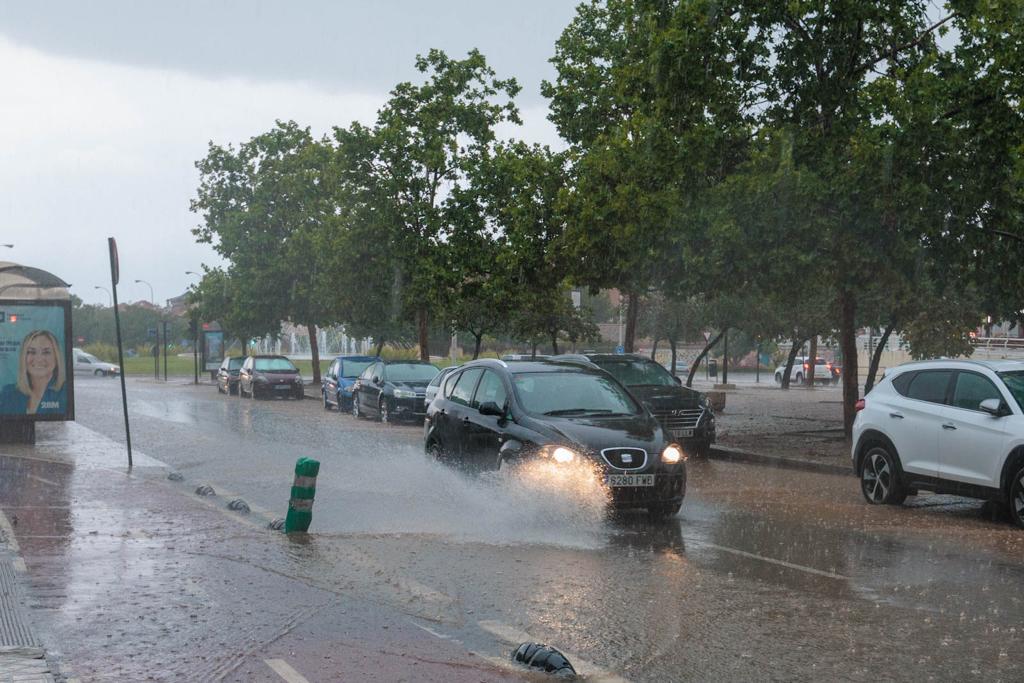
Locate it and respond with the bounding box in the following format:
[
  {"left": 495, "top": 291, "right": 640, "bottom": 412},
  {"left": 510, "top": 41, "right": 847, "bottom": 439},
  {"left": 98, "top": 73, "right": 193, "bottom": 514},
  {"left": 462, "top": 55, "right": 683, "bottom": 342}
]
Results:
[{"left": 284, "top": 457, "right": 320, "bottom": 533}]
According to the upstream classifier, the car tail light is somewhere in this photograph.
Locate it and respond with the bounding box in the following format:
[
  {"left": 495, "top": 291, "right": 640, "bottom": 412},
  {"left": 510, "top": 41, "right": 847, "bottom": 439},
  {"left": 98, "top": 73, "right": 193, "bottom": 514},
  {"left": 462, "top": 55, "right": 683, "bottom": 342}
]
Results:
[
  {"left": 855, "top": 398, "right": 865, "bottom": 412},
  {"left": 803, "top": 363, "right": 809, "bottom": 370}
]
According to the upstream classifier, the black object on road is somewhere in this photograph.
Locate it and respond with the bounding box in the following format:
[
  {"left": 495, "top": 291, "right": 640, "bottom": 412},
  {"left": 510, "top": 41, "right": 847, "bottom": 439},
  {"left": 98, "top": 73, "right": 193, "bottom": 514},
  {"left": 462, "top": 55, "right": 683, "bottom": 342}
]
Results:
[{"left": 511, "top": 642, "right": 577, "bottom": 677}]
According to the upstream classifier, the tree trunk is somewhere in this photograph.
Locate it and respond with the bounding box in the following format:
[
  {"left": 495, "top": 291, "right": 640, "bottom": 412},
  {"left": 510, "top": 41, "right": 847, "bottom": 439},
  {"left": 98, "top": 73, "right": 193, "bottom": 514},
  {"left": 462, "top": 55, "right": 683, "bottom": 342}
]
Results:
[
  {"left": 839, "top": 290, "right": 859, "bottom": 438},
  {"left": 472, "top": 333, "right": 483, "bottom": 360},
  {"left": 806, "top": 336, "right": 818, "bottom": 387},
  {"left": 686, "top": 329, "right": 725, "bottom": 387},
  {"left": 722, "top": 329, "right": 729, "bottom": 384},
  {"left": 650, "top": 338, "right": 659, "bottom": 361},
  {"left": 551, "top": 333, "right": 559, "bottom": 355},
  {"left": 669, "top": 338, "right": 678, "bottom": 377},
  {"left": 781, "top": 336, "right": 807, "bottom": 390},
  {"left": 416, "top": 307, "right": 429, "bottom": 361},
  {"left": 531, "top": 342, "right": 538, "bottom": 359},
  {"left": 374, "top": 337, "right": 385, "bottom": 357},
  {"left": 307, "top": 323, "right": 321, "bottom": 386},
  {"left": 865, "top": 320, "right": 896, "bottom": 394},
  {"left": 623, "top": 291, "right": 640, "bottom": 353}
]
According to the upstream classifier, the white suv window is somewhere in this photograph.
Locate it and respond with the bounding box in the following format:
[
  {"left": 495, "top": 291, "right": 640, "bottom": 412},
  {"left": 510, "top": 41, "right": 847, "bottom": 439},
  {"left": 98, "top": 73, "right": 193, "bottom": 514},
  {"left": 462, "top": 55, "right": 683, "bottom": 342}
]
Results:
[
  {"left": 950, "top": 372, "right": 1002, "bottom": 412},
  {"left": 905, "top": 370, "right": 952, "bottom": 404}
]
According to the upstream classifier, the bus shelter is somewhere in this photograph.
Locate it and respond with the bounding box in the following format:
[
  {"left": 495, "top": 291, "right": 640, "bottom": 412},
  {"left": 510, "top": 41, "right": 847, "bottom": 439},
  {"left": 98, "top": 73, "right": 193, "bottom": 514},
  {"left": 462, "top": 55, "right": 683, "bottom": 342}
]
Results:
[{"left": 0, "top": 262, "right": 74, "bottom": 443}]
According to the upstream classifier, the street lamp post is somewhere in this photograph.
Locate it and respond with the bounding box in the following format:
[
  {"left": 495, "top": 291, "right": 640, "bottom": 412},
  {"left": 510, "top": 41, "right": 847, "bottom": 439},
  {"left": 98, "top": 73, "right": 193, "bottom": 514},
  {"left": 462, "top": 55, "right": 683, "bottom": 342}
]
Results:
[
  {"left": 94, "top": 285, "right": 112, "bottom": 307},
  {"left": 186, "top": 271, "right": 201, "bottom": 385},
  {"left": 134, "top": 279, "right": 154, "bottom": 306}
]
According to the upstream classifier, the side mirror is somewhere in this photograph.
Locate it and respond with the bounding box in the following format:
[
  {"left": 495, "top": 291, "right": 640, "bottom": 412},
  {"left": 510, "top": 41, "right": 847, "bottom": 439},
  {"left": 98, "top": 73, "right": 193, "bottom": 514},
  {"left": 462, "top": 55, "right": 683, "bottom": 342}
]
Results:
[
  {"left": 979, "top": 398, "right": 1007, "bottom": 417},
  {"left": 479, "top": 401, "right": 503, "bottom": 417}
]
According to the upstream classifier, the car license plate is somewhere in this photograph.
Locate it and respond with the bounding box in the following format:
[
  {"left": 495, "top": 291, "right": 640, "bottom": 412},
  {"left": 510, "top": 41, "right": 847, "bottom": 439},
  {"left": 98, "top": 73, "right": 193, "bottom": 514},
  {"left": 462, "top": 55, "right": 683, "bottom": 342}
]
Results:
[
  {"left": 605, "top": 474, "right": 655, "bottom": 487},
  {"left": 673, "top": 429, "right": 694, "bottom": 439},
  {"left": 274, "top": 385, "right": 290, "bottom": 391}
]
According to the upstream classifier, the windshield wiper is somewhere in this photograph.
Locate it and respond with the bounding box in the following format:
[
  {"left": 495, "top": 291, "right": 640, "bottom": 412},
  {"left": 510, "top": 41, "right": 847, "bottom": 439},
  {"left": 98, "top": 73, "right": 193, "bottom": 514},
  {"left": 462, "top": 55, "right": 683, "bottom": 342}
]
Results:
[{"left": 543, "top": 408, "right": 617, "bottom": 416}]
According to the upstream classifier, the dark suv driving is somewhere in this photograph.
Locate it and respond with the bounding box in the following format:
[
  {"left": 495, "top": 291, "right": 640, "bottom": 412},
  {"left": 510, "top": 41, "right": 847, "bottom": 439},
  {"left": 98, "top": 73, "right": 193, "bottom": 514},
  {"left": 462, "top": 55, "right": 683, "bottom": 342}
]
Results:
[
  {"left": 424, "top": 359, "right": 686, "bottom": 517},
  {"left": 554, "top": 354, "right": 716, "bottom": 457}
]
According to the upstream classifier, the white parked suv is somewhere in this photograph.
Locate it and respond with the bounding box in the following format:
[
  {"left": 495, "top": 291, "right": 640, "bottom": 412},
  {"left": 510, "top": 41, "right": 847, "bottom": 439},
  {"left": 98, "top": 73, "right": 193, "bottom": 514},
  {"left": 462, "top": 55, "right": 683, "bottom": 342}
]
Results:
[{"left": 852, "top": 359, "right": 1024, "bottom": 527}]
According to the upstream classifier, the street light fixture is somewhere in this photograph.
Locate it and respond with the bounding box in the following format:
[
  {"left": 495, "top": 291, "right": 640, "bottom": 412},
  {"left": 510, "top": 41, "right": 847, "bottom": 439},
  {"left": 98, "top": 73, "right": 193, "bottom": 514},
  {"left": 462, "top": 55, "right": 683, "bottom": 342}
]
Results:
[
  {"left": 134, "top": 279, "right": 154, "bottom": 306},
  {"left": 94, "top": 285, "right": 112, "bottom": 307}
]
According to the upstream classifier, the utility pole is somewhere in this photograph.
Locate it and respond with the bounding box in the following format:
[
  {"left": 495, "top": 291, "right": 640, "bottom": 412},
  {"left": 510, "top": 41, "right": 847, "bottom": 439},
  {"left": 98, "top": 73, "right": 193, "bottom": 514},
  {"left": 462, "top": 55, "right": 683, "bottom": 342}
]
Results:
[{"left": 161, "top": 320, "right": 168, "bottom": 381}]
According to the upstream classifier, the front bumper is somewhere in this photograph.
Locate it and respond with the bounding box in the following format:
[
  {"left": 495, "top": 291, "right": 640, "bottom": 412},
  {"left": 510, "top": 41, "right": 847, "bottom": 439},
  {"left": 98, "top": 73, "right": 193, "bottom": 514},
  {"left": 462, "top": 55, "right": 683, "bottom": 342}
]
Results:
[{"left": 392, "top": 395, "right": 427, "bottom": 420}]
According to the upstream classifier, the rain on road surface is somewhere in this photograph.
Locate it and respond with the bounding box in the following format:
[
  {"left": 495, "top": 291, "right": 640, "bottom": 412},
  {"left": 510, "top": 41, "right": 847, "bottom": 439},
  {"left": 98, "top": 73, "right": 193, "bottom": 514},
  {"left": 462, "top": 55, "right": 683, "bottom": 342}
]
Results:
[{"left": 8, "top": 376, "right": 1024, "bottom": 681}]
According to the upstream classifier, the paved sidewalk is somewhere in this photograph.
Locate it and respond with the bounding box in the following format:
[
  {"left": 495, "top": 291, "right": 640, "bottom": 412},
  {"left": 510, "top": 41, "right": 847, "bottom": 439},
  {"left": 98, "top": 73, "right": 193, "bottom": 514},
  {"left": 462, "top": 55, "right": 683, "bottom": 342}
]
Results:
[
  {"left": 0, "top": 422, "right": 522, "bottom": 682},
  {"left": 694, "top": 382, "right": 852, "bottom": 474}
]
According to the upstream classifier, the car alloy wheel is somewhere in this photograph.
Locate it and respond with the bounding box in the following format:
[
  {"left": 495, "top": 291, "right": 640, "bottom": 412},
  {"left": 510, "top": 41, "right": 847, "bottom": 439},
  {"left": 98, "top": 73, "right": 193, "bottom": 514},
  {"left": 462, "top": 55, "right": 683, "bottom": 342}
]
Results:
[
  {"left": 794, "top": 373, "right": 803, "bottom": 385},
  {"left": 94, "top": 369, "right": 103, "bottom": 376},
  {"left": 379, "top": 399, "right": 390, "bottom": 424},
  {"left": 427, "top": 441, "right": 446, "bottom": 462},
  {"left": 1010, "top": 465, "right": 1024, "bottom": 529},
  {"left": 774, "top": 373, "right": 782, "bottom": 384},
  {"left": 323, "top": 391, "right": 330, "bottom": 410},
  {"left": 860, "top": 446, "right": 906, "bottom": 505},
  {"left": 352, "top": 395, "right": 362, "bottom": 419}
]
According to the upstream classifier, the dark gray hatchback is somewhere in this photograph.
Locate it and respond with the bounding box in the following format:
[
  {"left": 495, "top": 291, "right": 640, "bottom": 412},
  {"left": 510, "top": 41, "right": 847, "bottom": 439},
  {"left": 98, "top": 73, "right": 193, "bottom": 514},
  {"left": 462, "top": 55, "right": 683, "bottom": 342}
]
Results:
[{"left": 424, "top": 359, "right": 687, "bottom": 518}]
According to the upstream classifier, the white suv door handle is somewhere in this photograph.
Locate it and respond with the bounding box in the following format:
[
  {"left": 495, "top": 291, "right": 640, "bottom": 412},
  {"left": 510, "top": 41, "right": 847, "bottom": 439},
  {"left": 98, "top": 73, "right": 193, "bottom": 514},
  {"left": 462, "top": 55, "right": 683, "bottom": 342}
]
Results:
[
  {"left": 889, "top": 413, "right": 904, "bottom": 419},
  {"left": 942, "top": 423, "right": 957, "bottom": 430}
]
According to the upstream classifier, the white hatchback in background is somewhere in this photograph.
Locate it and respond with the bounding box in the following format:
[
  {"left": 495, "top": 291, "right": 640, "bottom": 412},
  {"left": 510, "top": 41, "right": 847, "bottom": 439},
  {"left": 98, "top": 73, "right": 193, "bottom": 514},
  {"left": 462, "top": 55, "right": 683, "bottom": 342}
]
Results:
[
  {"left": 72, "top": 348, "right": 120, "bottom": 377},
  {"left": 852, "top": 359, "right": 1024, "bottom": 528}
]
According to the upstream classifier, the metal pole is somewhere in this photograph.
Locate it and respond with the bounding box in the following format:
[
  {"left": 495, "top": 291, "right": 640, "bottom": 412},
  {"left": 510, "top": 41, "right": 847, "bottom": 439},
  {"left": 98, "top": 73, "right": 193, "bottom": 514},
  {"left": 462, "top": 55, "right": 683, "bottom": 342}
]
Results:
[
  {"left": 162, "top": 320, "right": 168, "bottom": 381},
  {"left": 193, "top": 315, "right": 199, "bottom": 385},
  {"left": 109, "top": 238, "right": 132, "bottom": 469}
]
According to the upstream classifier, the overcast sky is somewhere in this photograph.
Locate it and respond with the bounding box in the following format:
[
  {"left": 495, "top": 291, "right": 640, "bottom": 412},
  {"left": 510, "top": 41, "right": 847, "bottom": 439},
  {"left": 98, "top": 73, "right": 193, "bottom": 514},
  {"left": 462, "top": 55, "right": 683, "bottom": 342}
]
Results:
[{"left": 1, "top": 1, "right": 578, "bottom": 306}]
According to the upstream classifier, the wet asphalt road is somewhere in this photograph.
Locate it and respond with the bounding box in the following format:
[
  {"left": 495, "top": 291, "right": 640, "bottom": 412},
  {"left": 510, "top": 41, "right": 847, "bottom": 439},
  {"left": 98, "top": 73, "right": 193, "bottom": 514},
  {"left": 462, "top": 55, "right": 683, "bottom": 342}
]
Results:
[{"left": 14, "top": 376, "right": 1024, "bottom": 681}]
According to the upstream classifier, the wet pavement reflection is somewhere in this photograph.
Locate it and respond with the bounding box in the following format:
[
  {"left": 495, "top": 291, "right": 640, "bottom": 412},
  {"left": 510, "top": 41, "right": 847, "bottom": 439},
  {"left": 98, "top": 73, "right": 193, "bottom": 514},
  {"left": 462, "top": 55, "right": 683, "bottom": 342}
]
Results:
[{"left": 0, "top": 377, "right": 1018, "bottom": 681}]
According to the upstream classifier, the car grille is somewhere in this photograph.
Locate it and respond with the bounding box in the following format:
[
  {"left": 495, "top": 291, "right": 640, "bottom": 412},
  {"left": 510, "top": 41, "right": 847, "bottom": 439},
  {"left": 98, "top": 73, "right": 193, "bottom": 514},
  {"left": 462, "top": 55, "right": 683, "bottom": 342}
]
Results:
[
  {"left": 653, "top": 408, "right": 704, "bottom": 430},
  {"left": 600, "top": 448, "right": 648, "bottom": 471},
  {"left": 414, "top": 397, "right": 426, "bottom": 414}
]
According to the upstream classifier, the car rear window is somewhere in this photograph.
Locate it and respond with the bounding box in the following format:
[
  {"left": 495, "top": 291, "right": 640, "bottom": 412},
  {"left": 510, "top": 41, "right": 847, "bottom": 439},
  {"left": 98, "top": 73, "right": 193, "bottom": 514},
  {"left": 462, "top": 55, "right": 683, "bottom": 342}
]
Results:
[{"left": 906, "top": 370, "right": 952, "bottom": 404}]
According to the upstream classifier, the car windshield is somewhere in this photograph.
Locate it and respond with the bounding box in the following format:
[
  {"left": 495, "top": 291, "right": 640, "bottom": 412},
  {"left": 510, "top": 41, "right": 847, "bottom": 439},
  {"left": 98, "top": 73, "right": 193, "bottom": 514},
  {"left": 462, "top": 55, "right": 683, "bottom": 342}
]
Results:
[
  {"left": 227, "top": 358, "right": 243, "bottom": 370},
  {"left": 83, "top": 353, "right": 101, "bottom": 363},
  {"left": 340, "top": 360, "right": 374, "bottom": 378},
  {"left": 512, "top": 371, "right": 640, "bottom": 416},
  {"left": 998, "top": 371, "right": 1024, "bottom": 411},
  {"left": 387, "top": 363, "right": 439, "bottom": 382},
  {"left": 253, "top": 358, "right": 297, "bottom": 372},
  {"left": 596, "top": 359, "right": 676, "bottom": 387}
]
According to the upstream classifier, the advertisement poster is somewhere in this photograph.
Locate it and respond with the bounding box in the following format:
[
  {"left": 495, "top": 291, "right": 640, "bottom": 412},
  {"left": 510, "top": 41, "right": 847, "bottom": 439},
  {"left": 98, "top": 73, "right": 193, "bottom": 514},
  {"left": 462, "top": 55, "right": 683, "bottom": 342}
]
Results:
[
  {"left": 203, "top": 330, "right": 224, "bottom": 371},
  {"left": 0, "top": 301, "right": 74, "bottom": 421}
]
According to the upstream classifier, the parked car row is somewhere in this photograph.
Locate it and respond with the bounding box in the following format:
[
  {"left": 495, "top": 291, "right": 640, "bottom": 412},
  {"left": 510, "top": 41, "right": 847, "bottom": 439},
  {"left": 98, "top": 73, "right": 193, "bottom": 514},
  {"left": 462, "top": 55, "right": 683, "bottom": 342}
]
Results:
[
  {"left": 216, "top": 355, "right": 304, "bottom": 400},
  {"left": 774, "top": 356, "right": 840, "bottom": 385}
]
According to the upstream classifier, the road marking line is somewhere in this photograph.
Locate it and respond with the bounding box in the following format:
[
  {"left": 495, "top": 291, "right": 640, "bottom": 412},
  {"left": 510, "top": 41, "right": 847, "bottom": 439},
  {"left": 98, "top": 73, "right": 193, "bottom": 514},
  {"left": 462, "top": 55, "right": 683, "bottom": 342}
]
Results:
[
  {"left": 412, "top": 622, "right": 453, "bottom": 640},
  {"left": 690, "top": 539, "right": 849, "bottom": 580},
  {"left": 478, "top": 619, "right": 630, "bottom": 683},
  {"left": 264, "top": 658, "right": 311, "bottom": 683}
]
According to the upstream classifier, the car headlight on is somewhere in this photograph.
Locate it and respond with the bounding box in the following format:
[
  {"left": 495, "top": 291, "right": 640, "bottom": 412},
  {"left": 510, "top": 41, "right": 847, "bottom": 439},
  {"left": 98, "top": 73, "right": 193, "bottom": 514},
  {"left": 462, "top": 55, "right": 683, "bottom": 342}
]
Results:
[
  {"left": 393, "top": 389, "right": 417, "bottom": 399},
  {"left": 661, "top": 444, "right": 684, "bottom": 464},
  {"left": 539, "top": 445, "right": 577, "bottom": 463}
]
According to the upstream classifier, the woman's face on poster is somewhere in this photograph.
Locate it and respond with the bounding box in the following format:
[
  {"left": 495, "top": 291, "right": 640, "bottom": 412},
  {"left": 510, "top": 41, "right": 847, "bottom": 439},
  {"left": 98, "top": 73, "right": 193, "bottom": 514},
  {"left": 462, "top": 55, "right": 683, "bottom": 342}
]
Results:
[{"left": 25, "top": 335, "right": 57, "bottom": 383}]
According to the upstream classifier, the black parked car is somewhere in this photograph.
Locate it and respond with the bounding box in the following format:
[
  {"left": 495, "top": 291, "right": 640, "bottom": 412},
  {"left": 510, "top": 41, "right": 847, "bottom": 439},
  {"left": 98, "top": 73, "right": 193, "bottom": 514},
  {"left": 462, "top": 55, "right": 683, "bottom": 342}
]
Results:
[
  {"left": 351, "top": 360, "right": 440, "bottom": 423},
  {"left": 216, "top": 356, "right": 245, "bottom": 395},
  {"left": 554, "top": 354, "right": 716, "bottom": 458},
  {"left": 424, "top": 359, "right": 686, "bottom": 517},
  {"left": 238, "top": 355, "right": 304, "bottom": 400}
]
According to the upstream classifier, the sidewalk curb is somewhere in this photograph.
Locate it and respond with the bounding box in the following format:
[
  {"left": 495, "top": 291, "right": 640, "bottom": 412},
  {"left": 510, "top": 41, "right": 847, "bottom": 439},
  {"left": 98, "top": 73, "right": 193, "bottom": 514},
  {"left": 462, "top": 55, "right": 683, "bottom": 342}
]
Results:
[{"left": 708, "top": 445, "right": 853, "bottom": 477}]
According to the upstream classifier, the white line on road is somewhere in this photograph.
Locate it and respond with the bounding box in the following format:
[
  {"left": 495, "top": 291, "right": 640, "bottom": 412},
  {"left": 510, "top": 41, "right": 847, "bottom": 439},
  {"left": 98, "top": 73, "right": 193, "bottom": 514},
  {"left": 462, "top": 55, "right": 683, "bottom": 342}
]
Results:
[
  {"left": 264, "top": 658, "right": 311, "bottom": 683},
  {"left": 688, "top": 539, "right": 849, "bottom": 580},
  {"left": 478, "top": 619, "right": 630, "bottom": 683},
  {"left": 27, "top": 473, "right": 60, "bottom": 487}
]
